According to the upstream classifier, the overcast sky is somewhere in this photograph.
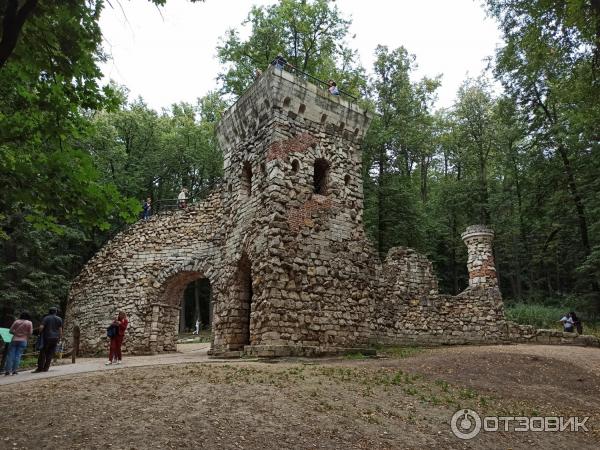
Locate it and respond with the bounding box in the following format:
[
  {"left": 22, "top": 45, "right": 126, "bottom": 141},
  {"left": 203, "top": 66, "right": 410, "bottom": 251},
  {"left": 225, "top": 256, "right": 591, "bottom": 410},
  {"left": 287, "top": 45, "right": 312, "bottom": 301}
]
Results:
[{"left": 100, "top": 0, "right": 503, "bottom": 111}]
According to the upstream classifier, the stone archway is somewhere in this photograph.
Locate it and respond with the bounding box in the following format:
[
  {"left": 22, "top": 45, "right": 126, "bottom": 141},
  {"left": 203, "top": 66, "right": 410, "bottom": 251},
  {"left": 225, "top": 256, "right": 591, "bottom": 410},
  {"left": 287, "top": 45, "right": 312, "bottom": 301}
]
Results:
[{"left": 149, "top": 261, "right": 217, "bottom": 354}]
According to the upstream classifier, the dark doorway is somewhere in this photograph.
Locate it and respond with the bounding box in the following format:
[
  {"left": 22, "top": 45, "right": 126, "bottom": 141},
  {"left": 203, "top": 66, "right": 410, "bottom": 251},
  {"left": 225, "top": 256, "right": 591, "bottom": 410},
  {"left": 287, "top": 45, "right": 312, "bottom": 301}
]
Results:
[
  {"left": 181, "top": 278, "right": 212, "bottom": 333},
  {"left": 235, "top": 254, "right": 253, "bottom": 348},
  {"left": 178, "top": 278, "right": 212, "bottom": 334},
  {"left": 313, "top": 158, "right": 330, "bottom": 194}
]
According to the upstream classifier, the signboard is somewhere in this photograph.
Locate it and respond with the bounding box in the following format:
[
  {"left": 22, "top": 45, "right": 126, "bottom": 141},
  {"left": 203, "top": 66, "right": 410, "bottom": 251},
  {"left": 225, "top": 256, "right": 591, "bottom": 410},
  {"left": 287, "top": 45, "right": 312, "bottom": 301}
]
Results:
[{"left": 0, "top": 327, "right": 13, "bottom": 343}]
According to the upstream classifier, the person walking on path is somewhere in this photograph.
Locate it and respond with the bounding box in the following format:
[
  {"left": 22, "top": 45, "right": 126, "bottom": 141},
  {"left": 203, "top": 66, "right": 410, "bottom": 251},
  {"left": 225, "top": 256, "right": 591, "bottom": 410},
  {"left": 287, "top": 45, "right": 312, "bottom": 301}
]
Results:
[
  {"left": 3, "top": 312, "right": 33, "bottom": 376},
  {"left": 106, "top": 312, "right": 128, "bottom": 365},
  {"left": 33, "top": 307, "right": 62, "bottom": 373}
]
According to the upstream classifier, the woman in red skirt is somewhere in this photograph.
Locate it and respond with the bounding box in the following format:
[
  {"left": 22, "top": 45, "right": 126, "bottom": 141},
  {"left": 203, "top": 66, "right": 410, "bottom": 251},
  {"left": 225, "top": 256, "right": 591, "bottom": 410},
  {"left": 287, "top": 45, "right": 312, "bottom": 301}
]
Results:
[{"left": 106, "top": 311, "right": 128, "bottom": 365}]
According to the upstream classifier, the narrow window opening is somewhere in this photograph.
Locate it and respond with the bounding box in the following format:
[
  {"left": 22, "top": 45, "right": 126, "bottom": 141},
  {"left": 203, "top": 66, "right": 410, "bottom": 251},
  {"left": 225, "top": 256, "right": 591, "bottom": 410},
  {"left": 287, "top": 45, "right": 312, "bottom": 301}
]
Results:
[
  {"left": 241, "top": 162, "right": 252, "bottom": 196},
  {"left": 320, "top": 114, "right": 327, "bottom": 123},
  {"left": 344, "top": 174, "right": 351, "bottom": 186},
  {"left": 298, "top": 104, "right": 306, "bottom": 114},
  {"left": 313, "top": 159, "right": 330, "bottom": 195},
  {"left": 283, "top": 97, "right": 291, "bottom": 107},
  {"left": 291, "top": 159, "right": 299, "bottom": 173}
]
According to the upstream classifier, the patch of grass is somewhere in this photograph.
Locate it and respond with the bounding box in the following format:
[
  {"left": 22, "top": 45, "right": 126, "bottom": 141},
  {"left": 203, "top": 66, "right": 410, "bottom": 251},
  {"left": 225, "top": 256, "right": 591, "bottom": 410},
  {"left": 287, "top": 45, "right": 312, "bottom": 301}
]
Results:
[
  {"left": 343, "top": 352, "right": 366, "bottom": 360},
  {"left": 434, "top": 379, "right": 450, "bottom": 392},
  {"left": 18, "top": 356, "right": 38, "bottom": 369},
  {"left": 378, "top": 346, "right": 423, "bottom": 359}
]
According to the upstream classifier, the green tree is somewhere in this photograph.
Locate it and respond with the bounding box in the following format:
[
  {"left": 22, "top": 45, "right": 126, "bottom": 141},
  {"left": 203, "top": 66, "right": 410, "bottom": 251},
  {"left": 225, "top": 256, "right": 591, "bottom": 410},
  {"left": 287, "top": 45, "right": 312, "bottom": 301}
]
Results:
[
  {"left": 216, "top": 0, "right": 364, "bottom": 96},
  {"left": 0, "top": 0, "right": 205, "bottom": 320},
  {"left": 485, "top": 0, "right": 600, "bottom": 307},
  {"left": 86, "top": 91, "right": 225, "bottom": 212},
  {"left": 363, "top": 45, "right": 440, "bottom": 257}
]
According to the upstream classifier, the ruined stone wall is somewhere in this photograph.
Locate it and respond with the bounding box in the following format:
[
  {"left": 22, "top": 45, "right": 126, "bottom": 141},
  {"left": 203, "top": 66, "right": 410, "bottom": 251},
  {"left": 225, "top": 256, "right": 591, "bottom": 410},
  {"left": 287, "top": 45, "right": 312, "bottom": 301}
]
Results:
[
  {"left": 67, "top": 66, "right": 519, "bottom": 357},
  {"left": 370, "top": 225, "right": 506, "bottom": 346},
  {"left": 382, "top": 247, "right": 439, "bottom": 298},
  {"left": 65, "top": 193, "right": 225, "bottom": 354}
]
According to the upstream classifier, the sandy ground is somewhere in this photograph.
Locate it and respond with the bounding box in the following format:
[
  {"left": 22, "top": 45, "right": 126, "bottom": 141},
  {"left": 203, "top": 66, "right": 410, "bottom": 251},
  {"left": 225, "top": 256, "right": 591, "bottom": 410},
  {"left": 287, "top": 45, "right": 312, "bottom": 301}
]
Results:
[{"left": 1, "top": 344, "right": 599, "bottom": 449}]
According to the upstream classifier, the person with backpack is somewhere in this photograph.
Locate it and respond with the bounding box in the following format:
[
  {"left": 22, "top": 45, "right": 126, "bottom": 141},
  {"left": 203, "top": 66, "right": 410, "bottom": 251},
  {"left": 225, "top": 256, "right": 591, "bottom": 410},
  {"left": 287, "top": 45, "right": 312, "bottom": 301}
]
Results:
[{"left": 106, "top": 311, "right": 128, "bottom": 365}]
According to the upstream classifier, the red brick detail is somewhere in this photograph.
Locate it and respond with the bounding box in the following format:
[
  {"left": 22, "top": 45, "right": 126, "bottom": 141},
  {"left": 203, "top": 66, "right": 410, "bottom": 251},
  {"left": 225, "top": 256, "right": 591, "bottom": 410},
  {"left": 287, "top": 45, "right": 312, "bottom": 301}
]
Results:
[
  {"left": 469, "top": 257, "right": 497, "bottom": 280},
  {"left": 287, "top": 195, "right": 333, "bottom": 232},
  {"left": 469, "top": 267, "right": 497, "bottom": 279},
  {"left": 267, "top": 132, "right": 318, "bottom": 161}
]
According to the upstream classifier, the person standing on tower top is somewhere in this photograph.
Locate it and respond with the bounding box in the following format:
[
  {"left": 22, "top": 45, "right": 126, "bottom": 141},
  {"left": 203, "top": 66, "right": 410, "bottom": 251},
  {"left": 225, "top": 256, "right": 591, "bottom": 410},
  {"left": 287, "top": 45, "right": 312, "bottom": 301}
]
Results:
[
  {"left": 178, "top": 188, "right": 188, "bottom": 209},
  {"left": 328, "top": 80, "right": 340, "bottom": 96}
]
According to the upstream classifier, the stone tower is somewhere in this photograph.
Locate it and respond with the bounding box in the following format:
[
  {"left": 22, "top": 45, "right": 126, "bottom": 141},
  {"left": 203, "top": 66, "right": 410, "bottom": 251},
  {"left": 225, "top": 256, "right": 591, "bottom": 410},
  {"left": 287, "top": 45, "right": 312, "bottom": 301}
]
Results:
[
  {"left": 212, "top": 65, "right": 374, "bottom": 356},
  {"left": 65, "top": 65, "right": 510, "bottom": 358},
  {"left": 461, "top": 225, "right": 497, "bottom": 288}
]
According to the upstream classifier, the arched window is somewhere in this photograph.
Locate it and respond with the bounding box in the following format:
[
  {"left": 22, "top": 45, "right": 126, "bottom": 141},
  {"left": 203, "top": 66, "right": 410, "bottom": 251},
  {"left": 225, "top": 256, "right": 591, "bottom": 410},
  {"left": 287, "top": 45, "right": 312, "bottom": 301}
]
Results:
[
  {"left": 291, "top": 159, "right": 300, "bottom": 173},
  {"left": 241, "top": 162, "right": 252, "bottom": 196},
  {"left": 313, "top": 159, "right": 330, "bottom": 195}
]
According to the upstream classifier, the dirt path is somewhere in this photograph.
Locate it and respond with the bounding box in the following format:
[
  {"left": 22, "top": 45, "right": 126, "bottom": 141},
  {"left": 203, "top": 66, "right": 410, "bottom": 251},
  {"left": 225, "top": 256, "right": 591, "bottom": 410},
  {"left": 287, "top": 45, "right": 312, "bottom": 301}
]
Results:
[
  {"left": 0, "top": 343, "right": 215, "bottom": 386},
  {"left": 1, "top": 344, "right": 598, "bottom": 449}
]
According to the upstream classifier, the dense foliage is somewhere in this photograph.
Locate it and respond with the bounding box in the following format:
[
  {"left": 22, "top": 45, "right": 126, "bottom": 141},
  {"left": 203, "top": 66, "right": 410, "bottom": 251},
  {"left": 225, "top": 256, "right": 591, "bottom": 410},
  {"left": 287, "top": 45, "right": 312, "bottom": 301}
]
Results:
[{"left": 0, "top": 0, "right": 598, "bottom": 323}]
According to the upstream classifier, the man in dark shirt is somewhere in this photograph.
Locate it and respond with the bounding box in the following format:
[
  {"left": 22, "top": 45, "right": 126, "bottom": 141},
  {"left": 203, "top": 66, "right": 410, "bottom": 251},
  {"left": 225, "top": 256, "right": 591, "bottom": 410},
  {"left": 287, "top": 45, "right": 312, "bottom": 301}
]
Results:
[
  {"left": 272, "top": 55, "right": 288, "bottom": 70},
  {"left": 33, "top": 307, "right": 63, "bottom": 373}
]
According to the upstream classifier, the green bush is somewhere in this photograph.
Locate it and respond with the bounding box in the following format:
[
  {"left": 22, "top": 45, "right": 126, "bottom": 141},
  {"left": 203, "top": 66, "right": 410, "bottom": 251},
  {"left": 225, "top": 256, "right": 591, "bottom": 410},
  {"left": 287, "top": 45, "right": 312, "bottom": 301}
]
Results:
[
  {"left": 506, "top": 303, "right": 600, "bottom": 337},
  {"left": 505, "top": 304, "right": 567, "bottom": 329}
]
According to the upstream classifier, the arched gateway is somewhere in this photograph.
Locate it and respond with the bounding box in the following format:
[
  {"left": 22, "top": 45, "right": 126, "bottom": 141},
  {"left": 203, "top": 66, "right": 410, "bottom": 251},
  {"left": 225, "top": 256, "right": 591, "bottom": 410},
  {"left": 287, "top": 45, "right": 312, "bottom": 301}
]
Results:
[{"left": 66, "top": 66, "right": 514, "bottom": 357}]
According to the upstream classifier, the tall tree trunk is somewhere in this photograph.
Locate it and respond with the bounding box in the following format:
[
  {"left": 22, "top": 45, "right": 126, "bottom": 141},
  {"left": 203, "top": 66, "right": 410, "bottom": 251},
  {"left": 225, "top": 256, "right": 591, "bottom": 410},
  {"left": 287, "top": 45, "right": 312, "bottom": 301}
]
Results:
[
  {"left": 478, "top": 150, "right": 490, "bottom": 224},
  {"left": 0, "top": 0, "right": 38, "bottom": 69},
  {"left": 179, "top": 296, "right": 186, "bottom": 333},
  {"left": 557, "top": 144, "right": 591, "bottom": 254},
  {"left": 194, "top": 280, "right": 201, "bottom": 325},
  {"left": 377, "top": 144, "right": 386, "bottom": 257},
  {"left": 420, "top": 155, "right": 428, "bottom": 203}
]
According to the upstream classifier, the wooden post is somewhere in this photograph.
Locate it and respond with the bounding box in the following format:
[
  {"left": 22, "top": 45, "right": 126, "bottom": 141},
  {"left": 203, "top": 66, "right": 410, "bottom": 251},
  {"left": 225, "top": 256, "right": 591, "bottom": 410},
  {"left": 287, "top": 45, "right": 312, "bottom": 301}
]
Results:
[{"left": 71, "top": 326, "right": 80, "bottom": 364}]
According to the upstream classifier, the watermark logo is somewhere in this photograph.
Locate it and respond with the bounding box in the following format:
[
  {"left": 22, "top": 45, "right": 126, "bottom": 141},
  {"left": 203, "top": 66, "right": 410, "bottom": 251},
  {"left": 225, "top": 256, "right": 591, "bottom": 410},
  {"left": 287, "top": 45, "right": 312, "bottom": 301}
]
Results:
[
  {"left": 450, "top": 409, "right": 589, "bottom": 439},
  {"left": 451, "top": 409, "right": 482, "bottom": 440}
]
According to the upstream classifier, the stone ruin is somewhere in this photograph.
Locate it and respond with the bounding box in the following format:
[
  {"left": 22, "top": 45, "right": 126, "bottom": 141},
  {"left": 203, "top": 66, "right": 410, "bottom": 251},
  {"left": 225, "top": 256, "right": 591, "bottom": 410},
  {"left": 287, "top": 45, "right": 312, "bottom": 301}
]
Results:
[{"left": 65, "top": 65, "right": 598, "bottom": 357}]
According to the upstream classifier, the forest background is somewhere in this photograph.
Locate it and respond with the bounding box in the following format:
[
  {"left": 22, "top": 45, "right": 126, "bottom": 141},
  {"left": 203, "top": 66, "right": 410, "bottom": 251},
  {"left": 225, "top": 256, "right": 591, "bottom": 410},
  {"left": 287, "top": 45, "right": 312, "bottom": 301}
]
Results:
[{"left": 1, "top": 0, "right": 599, "bottom": 332}]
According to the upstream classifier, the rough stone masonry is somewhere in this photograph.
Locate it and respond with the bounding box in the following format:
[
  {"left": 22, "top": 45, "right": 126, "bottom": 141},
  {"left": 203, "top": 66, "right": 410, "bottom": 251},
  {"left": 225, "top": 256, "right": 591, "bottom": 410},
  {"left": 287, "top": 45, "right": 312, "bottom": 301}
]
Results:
[{"left": 65, "top": 66, "right": 598, "bottom": 357}]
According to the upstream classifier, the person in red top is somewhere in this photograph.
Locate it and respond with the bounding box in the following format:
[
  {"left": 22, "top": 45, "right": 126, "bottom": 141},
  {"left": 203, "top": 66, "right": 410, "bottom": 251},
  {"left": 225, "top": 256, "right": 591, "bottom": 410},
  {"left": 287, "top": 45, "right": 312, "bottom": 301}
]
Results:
[{"left": 106, "top": 311, "right": 128, "bottom": 365}]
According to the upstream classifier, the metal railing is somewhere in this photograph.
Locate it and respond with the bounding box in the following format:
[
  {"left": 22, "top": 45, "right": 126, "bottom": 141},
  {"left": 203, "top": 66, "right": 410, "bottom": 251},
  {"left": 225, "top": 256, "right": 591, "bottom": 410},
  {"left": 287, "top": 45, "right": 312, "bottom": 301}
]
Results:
[
  {"left": 279, "top": 62, "right": 359, "bottom": 102},
  {"left": 143, "top": 181, "right": 222, "bottom": 216}
]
